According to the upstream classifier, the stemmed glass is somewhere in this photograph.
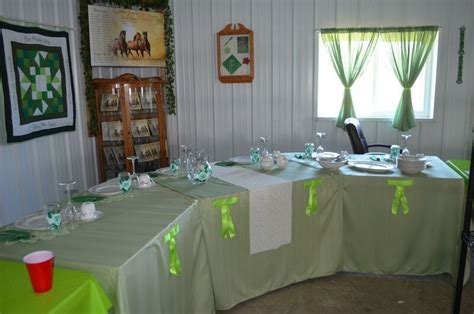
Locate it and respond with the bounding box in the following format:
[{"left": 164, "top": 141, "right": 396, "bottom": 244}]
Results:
[
  {"left": 401, "top": 134, "right": 412, "bottom": 155},
  {"left": 316, "top": 132, "right": 326, "bottom": 155},
  {"left": 59, "top": 180, "right": 78, "bottom": 230},
  {"left": 259, "top": 137, "right": 269, "bottom": 157},
  {"left": 126, "top": 156, "right": 139, "bottom": 186}
]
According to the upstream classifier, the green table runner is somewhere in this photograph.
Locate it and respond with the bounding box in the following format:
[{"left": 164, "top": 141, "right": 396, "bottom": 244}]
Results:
[{"left": 0, "top": 259, "right": 111, "bottom": 314}]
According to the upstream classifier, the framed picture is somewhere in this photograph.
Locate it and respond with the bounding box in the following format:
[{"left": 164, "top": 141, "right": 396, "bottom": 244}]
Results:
[
  {"left": 0, "top": 21, "right": 76, "bottom": 143},
  {"left": 134, "top": 141, "right": 160, "bottom": 162},
  {"left": 148, "top": 118, "right": 159, "bottom": 136},
  {"left": 88, "top": 5, "right": 166, "bottom": 67},
  {"left": 128, "top": 92, "right": 142, "bottom": 110},
  {"left": 100, "top": 93, "right": 119, "bottom": 112},
  {"left": 216, "top": 23, "right": 254, "bottom": 83},
  {"left": 108, "top": 121, "right": 123, "bottom": 141},
  {"left": 140, "top": 89, "right": 157, "bottom": 109},
  {"left": 131, "top": 119, "right": 150, "bottom": 138},
  {"left": 103, "top": 147, "right": 117, "bottom": 166},
  {"left": 113, "top": 146, "right": 125, "bottom": 164},
  {"left": 101, "top": 121, "right": 110, "bottom": 141}
]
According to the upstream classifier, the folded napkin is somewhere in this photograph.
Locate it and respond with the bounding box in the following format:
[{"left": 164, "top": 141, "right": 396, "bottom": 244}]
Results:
[
  {"left": 72, "top": 195, "right": 106, "bottom": 203},
  {"left": 0, "top": 229, "right": 34, "bottom": 243},
  {"left": 215, "top": 161, "right": 237, "bottom": 167},
  {"left": 212, "top": 166, "right": 292, "bottom": 255}
]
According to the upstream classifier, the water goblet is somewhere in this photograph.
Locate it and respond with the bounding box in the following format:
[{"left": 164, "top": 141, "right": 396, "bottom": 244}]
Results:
[
  {"left": 259, "top": 137, "right": 269, "bottom": 157},
  {"left": 169, "top": 157, "right": 181, "bottom": 176},
  {"left": 43, "top": 202, "right": 62, "bottom": 236},
  {"left": 126, "top": 156, "right": 139, "bottom": 186},
  {"left": 304, "top": 143, "right": 314, "bottom": 159},
  {"left": 250, "top": 147, "right": 261, "bottom": 164},
  {"left": 119, "top": 172, "right": 132, "bottom": 193},
  {"left": 59, "top": 180, "right": 78, "bottom": 230},
  {"left": 401, "top": 134, "right": 412, "bottom": 155},
  {"left": 316, "top": 132, "right": 326, "bottom": 155}
]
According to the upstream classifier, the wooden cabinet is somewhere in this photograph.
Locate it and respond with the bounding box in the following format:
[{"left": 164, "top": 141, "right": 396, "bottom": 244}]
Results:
[{"left": 93, "top": 74, "right": 168, "bottom": 182}]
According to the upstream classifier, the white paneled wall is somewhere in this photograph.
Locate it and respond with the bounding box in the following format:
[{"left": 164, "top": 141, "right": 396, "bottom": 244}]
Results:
[
  {"left": 0, "top": 0, "right": 97, "bottom": 226},
  {"left": 1, "top": 0, "right": 473, "bottom": 226},
  {"left": 170, "top": 0, "right": 474, "bottom": 161}
]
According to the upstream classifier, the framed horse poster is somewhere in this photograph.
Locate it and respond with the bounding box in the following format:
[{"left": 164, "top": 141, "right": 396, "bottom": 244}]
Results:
[{"left": 88, "top": 5, "right": 165, "bottom": 67}]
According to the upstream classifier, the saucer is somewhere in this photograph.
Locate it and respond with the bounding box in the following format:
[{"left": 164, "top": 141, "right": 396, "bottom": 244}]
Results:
[{"left": 78, "top": 211, "right": 103, "bottom": 222}]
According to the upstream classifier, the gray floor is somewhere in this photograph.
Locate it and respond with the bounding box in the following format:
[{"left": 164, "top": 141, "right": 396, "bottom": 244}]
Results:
[{"left": 219, "top": 254, "right": 474, "bottom": 313}]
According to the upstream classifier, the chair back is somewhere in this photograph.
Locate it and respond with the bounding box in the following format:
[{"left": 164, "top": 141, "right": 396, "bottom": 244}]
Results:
[{"left": 344, "top": 118, "right": 369, "bottom": 154}]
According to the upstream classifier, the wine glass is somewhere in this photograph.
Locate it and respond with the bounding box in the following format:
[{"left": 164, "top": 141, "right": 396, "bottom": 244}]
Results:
[
  {"left": 127, "top": 156, "right": 139, "bottom": 186},
  {"left": 316, "top": 132, "right": 326, "bottom": 155},
  {"left": 401, "top": 134, "right": 412, "bottom": 155},
  {"left": 59, "top": 180, "right": 78, "bottom": 230},
  {"left": 119, "top": 172, "right": 132, "bottom": 193},
  {"left": 259, "top": 137, "right": 269, "bottom": 157}
]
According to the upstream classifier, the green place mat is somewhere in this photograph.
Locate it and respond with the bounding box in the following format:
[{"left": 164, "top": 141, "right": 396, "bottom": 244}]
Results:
[
  {"left": 215, "top": 161, "right": 237, "bottom": 167},
  {"left": 0, "top": 229, "right": 34, "bottom": 243}
]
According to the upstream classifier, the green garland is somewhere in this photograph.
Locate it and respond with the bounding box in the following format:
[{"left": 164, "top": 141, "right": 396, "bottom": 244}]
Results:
[{"left": 78, "top": 0, "right": 176, "bottom": 136}]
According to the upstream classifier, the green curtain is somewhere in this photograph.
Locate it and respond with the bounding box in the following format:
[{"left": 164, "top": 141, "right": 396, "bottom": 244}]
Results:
[
  {"left": 321, "top": 30, "right": 379, "bottom": 129},
  {"left": 381, "top": 27, "right": 438, "bottom": 131}
]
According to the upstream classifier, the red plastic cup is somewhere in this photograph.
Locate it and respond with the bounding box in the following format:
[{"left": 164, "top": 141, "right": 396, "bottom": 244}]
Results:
[{"left": 23, "top": 250, "right": 54, "bottom": 293}]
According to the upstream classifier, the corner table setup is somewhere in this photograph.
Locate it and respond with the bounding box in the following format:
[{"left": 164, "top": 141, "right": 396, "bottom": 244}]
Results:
[{"left": 0, "top": 147, "right": 466, "bottom": 313}]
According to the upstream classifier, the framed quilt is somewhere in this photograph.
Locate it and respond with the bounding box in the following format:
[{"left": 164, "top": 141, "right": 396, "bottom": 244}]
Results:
[{"left": 0, "top": 21, "right": 75, "bottom": 143}]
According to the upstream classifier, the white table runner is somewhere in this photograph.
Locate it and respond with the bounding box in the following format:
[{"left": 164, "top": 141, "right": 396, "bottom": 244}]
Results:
[{"left": 212, "top": 165, "right": 292, "bottom": 255}]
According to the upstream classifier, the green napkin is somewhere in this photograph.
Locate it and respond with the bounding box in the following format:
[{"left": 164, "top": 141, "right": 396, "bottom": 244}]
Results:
[
  {"left": 215, "top": 161, "right": 237, "bottom": 167},
  {"left": 0, "top": 229, "right": 34, "bottom": 243},
  {"left": 148, "top": 172, "right": 159, "bottom": 178},
  {"left": 294, "top": 154, "right": 305, "bottom": 159},
  {"left": 72, "top": 195, "right": 106, "bottom": 203}
]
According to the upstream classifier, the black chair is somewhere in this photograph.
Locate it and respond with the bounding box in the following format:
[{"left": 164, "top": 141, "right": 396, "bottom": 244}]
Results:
[{"left": 344, "top": 118, "right": 391, "bottom": 154}]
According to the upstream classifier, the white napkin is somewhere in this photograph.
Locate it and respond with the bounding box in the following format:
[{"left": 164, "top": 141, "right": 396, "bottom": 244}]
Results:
[{"left": 212, "top": 165, "right": 292, "bottom": 255}]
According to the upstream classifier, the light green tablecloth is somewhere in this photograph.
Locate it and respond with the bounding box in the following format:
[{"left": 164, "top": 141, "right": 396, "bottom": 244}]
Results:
[
  {"left": 0, "top": 259, "right": 111, "bottom": 314},
  {"left": 0, "top": 184, "right": 215, "bottom": 314},
  {"left": 156, "top": 156, "right": 465, "bottom": 310}
]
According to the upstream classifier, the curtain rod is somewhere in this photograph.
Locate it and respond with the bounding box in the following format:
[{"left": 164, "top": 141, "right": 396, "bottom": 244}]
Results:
[
  {"left": 314, "top": 26, "right": 443, "bottom": 33},
  {"left": 0, "top": 15, "right": 76, "bottom": 31}
]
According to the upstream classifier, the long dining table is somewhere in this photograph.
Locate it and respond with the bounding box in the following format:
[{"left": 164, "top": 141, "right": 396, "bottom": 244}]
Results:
[{"left": 0, "top": 154, "right": 466, "bottom": 313}]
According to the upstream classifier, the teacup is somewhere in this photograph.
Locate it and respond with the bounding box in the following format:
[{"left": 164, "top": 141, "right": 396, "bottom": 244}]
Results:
[{"left": 81, "top": 202, "right": 96, "bottom": 219}]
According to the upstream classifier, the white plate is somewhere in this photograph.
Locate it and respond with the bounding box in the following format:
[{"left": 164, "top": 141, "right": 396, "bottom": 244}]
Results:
[
  {"left": 78, "top": 211, "right": 103, "bottom": 222},
  {"left": 88, "top": 184, "right": 122, "bottom": 196},
  {"left": 15, "top": 212, "right": 71, "bottom": 231},
  {"left": 348, "top": 161, "right": 395, "bottom": 173},
  {"left": 229, "top": 156, "right": 252, "bottom": 165},
  {"left": 312, "top": 152, "right": 340, "bottom": 159}
]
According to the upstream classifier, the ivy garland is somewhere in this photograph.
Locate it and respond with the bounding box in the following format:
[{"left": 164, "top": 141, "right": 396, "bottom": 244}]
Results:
[{"left": 78, "top": 0, "right": 176, "bottom": 136}]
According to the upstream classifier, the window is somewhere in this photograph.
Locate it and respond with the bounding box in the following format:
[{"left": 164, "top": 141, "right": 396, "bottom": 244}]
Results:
[{"left": 317, "top": 35, "right": 438, "bottom": 119}]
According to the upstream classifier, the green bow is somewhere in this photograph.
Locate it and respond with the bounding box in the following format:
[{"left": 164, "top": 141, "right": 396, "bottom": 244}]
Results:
[
  {"left": 213, "top": 197, "right": 238, "bottom": 239},
  {"left": 164, "top": 224, "right": 182, "bottom": 276},
  {"left": 304, "top": 179, "right": 322, "bottom": 216},
  {"left": 387, "top": 179, "right": 413, "bottom": 215}
]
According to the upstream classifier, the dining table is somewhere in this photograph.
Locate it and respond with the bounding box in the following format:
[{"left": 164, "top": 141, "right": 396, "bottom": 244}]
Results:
[{"left": 0, "top": 153, "right": 466, "bottom": 313}]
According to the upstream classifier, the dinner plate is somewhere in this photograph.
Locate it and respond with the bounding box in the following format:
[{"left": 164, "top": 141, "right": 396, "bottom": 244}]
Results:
[
  {"left": 229, "top": 156, "right": 252, "bottom": 165},
  {"left": 348, "top": 161, "right": 395, "bottom": 173},
  {"left": 88, "top": 184, "right": 122, "bottom": 196},
  {"left": 77, "top": 211, "right": 103, "bottom": 223},
  {"left": 15, "top": 212, "right": 71, "bottom": 231}
]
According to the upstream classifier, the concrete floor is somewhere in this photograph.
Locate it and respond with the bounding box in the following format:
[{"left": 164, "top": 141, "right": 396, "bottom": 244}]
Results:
[{"left": 220, "top": 256, "right": 474, "bottom": 313}]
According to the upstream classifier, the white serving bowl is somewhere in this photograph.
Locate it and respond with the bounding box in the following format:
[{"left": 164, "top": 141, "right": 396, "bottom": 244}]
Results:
[
  {"left": 397, "top": 155, "right": 426, "bottom": 174},
  {"left": 317, "top": 157, "right": 345, "bottom": 171}
]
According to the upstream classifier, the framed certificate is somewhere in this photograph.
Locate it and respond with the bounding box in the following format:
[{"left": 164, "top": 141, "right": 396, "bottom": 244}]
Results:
[{"left": 216, "top": 23, "right": 254, "bottom": 83}]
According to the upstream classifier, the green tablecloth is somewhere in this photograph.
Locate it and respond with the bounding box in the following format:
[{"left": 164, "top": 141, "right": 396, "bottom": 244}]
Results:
[
  {"left": 0, "top": 184, "right": 214, "bottom": 314},
  {"left": 0, "top": 259, "right": 111, "bottom": 314},
  {"left": 156, "top": 156, "right": 465, "bottom": 310},
  {"left": 0, "top": 155, "right": 466, "bottom": 313},
  {"left": 446, "top": 159, "right": 470, "bottom": 184}
]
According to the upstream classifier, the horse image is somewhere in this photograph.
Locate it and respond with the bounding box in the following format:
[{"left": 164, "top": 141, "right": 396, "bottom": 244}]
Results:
[
  {"left": 127, "top": 31, "right": 151, "bottom": 58},
  {"left": 128, "top": 32, "right": 143, "bottom": 57},
  {"left": 111, "top": 30, "right": 128, "bottom": 57}
]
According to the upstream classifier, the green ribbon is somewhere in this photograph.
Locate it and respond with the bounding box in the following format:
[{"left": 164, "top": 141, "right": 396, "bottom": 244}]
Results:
[
  {"left": 304, "top": 179, "right": 323, "bottom": 216},
  {"left": 164, "top": 224, "right": 182, "bottom": 276},
  {"left": 213, "top": 196, "right": 238, "bottom": 239},
  {"left": 387, "top": 179, "right": 413, "bottom": 215}
]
